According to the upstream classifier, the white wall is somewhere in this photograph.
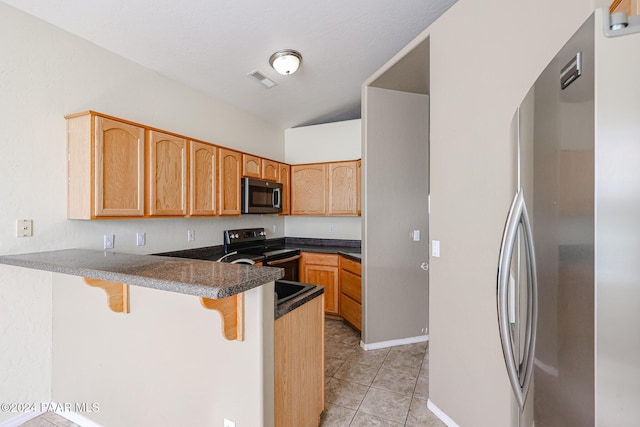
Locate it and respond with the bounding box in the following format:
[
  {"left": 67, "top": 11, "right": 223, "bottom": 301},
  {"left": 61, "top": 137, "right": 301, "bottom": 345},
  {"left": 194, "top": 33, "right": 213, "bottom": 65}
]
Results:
[
  {"left": 284, "top": 119, "right": 362, "bottom": 239},
  {"left": 52, "top": 275, "right": 274, "bottom": 427},
  {"left": 0, "top": 2, "right": 284, "bottom": 423},
  {"left": 422, "top": 0, "right": 597, "bottom": 426}
]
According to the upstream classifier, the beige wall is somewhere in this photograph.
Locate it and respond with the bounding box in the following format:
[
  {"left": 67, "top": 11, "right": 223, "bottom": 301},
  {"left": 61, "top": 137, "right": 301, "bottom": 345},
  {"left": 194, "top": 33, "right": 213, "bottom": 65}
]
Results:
[
  {"left": 284, "top": 120, "right": 362, "bottom": 239},
  {"left": 362, "top": 87, "right": 430, "bottom": 345},
  {"left": 52, "top": 275, "right": 274, "bottom": 426},
  {"left": 424, "top": 0, "right": 596, "bottom": 425},
  {"left": 0, "top": 2, "right": 283, "bottom": 423}
]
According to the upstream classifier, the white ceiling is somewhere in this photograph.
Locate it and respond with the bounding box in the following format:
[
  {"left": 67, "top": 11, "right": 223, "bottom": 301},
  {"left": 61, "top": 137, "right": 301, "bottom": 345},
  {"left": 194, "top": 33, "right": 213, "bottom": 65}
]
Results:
[{"left": 3, "top": 0, "right": 456, "bottom": 129}]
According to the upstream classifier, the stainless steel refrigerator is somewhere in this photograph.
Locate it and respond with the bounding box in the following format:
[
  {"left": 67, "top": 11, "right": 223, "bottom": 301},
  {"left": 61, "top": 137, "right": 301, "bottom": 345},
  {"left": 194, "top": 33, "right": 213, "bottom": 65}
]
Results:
[{"left": 497, "top": 9, "right": 640, "bottom": 427}]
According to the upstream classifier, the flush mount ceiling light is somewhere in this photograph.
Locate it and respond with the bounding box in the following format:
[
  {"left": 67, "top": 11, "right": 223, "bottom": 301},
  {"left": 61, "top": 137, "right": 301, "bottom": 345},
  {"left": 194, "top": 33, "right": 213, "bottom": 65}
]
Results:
[{"left": 269, "top": 49, "right": 302, "bottom": 75}]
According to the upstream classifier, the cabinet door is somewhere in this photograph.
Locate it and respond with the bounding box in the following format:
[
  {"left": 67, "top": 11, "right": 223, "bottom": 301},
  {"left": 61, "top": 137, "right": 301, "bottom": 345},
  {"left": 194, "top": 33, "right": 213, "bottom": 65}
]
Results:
[
  {"left": 275, "top": 295, "right": 324, "bottom": 426},
  {"left": 328, "top": 161, "right": 358, "bottom": 216},
  {"left": 148, "top": 130, "right": 187, "bottom": 216},
  {"left": 291, "top": 164, "right": 327, "bottom": 215},
  {"left": 218, "top": 148, "right": 242, "bottom": 216},
  {"left": 95, "top": 116, "right": 145, "bottom": 216},
  {"left": 301, "top": 253, "right": 340, "bottom": 315},
  {"left": 189, "top": 141, "right": 216, "bottom": 216},
  {"left": 278, "top": 163, "right": 291, "bottom": 216},
  {"left": 357, "top": 159, "right": 362, "bottom": 216},
  {"left": 242, "top": 153, "right": 261, "bottom": 178},
  {"left": 262, "top": 159, "right": 279, "bottom": 181}
]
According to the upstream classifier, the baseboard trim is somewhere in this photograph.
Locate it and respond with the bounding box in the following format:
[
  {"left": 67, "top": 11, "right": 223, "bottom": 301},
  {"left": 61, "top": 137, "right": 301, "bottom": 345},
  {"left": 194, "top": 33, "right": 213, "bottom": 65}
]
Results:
[
  {"left": 54, "top": 409, "right": 103, "bottom": 427},
  {"left": 360, "top": 334, "right": 428, "bottom": 351},
  {"left": 427, "top": 399, "right": 460, "bottom": 427},
  {"left": 0, "top": 406, "right": 103, "bottom": 427},
  {"left": 0, "top": 411, "right": 43, "bottom": 427}
]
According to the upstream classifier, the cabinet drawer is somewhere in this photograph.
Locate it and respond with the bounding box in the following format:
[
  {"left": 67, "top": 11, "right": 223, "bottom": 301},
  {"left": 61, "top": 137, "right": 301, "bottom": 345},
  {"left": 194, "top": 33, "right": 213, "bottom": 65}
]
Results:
[
  {"left": 341, "top": 294, "right": 361, "bottom": 332},
  {"left": 341, "top": 257, "right": 361, "bottom": 275},
  {"left": 303, "top": 252, "right": 339, "bottom": 267},
  {"left": 341, "top": 270, "right": 361, "bottom": 303}
]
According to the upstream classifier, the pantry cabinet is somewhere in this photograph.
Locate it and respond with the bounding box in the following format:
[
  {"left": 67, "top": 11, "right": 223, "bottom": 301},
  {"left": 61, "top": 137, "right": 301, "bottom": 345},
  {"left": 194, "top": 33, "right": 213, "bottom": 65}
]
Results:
[
  {"left": 218, "top": 148, "right": 242, "bottom": 216},
  {"left": 189, "top": 141, "right": 217, "bottom": 216},
  {"left": 278, "top": 163, "right": 291, "bottom": 215},
  {"left": 67, "top": 112, "right": 145, "bottom": 219},
  {"left": 300, "top": 252, "right": 340, "bottom": 315},
  {"left": 147, "top": 130, "right": 187, "bottom": 216}
]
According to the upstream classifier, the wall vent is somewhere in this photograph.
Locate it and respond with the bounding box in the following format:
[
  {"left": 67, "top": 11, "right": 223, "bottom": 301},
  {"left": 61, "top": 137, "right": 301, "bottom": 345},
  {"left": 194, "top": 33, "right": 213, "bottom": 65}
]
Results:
[{"left": 248, "top": 70, "right": 278, "bottom": 88}]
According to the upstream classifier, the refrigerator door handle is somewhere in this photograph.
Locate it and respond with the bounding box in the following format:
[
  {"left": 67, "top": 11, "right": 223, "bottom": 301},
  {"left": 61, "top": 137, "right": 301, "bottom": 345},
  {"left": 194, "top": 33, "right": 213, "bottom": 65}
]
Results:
[{"left": 497, "top": 189, "right": 538, "bottom": 411}]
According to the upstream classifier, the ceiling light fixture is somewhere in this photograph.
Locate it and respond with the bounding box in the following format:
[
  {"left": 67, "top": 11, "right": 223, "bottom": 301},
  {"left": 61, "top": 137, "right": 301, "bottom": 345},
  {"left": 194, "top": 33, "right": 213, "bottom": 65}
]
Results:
[{"left": 269, "top": 49, "right": 302, "bottom": 75}]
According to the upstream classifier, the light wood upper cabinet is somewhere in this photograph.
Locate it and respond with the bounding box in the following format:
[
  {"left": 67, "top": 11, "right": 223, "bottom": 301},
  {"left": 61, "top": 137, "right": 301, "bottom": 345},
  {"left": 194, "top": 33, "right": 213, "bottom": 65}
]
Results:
[
  {"left": 291, "top": 160, "right": 361, "bottom": 216},
  {"left": 190, "top": 141, "right": 217, "bottom": 216},
  {"left": 67, "top": 113, "right": 145, "bottom": 219},
  {"left": 262, "top": 159, "right": 279, "bottom": 181},
  {"left": 242, "top": 153, "right": 261, "bottom": 179},
  {"left": 218, "top": 148, "right": 242, "bottom": 216},
  {"left": 357, "top": 159, "right": 362, "bottom": 216},
  {"left": 291, "top": 163, "right": 327, "bottom": 215},
  {"left": 278, "top": 163, "right": 291, "bottom": 216},
  {"left": 147, "top": 130, "right": 187, "bottom": 216},
  {"left": 300, "top": 253, "right": 340, "bottom": 315},
  {"left": 328, "top": 161, "right": 358, "bottom": 216}
]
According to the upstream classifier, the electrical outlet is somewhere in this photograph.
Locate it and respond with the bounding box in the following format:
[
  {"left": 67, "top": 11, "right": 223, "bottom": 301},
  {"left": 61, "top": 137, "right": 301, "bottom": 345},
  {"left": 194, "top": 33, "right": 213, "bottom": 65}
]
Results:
[
  {"left": 136, "top": 232, "right": 146, "bottom": 246},
  {"left": 273, "top": 224, "right": 278, "bottom": 233},
  {"left": 329, "top": 224, "right": 335, "bottom": 233},
  {"left": 187, "top": 229, "right": 195, "bottom": 241},
  {"left": 223, "top": 419, "right": 236, "bottom": 427},
  {"left": 104, "top": 234, "right": 115, "bottom": 249},
  {"left": 16, "top": 219, "right": 33, "bottom": 237}
]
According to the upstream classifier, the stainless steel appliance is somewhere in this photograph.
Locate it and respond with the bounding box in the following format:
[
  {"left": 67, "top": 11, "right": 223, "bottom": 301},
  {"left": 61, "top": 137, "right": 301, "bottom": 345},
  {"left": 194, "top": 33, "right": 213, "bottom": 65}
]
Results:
[
  {"left": 497, "top": 9, "right": 640, "bottom": 426},
  {"left": 223, "top": 228, "right": 300, "bottom": 281},
  {"left": 241, "top": 178, "right": 282, "bottom": 214}
]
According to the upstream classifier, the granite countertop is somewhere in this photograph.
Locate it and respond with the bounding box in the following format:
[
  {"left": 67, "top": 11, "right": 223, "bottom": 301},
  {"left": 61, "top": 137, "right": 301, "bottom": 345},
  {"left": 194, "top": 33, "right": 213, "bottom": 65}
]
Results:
[
  {"left": 275, "top": 284, "right": 325, "bottom": 320},
  {"left": 0, "top": 249, "right": 283, "bottom": 299}
]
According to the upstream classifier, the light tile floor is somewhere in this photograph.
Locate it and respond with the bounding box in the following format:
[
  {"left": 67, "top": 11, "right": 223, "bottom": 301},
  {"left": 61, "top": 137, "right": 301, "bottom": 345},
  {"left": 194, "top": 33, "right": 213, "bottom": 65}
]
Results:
[
  {"left": 20, "top": 319, "right": 443, "bottom": 427},
  {"left": 19, "top": 412, "right": 80, "bottom": 427},
  {"left": 321, "top": 318, "right": 445, "bottom": 427}
]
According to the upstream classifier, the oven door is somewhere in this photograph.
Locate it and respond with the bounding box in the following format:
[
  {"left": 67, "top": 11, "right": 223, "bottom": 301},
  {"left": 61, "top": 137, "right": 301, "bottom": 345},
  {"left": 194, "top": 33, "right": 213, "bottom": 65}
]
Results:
[{"left": 265, "top": 254, "right": 300, "bottom": 282}]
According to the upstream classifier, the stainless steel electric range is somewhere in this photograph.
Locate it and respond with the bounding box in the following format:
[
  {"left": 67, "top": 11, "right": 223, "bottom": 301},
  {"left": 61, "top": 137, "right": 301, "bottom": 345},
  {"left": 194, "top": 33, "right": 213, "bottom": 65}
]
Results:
[{"left": 220, "top": 228, "right": 301, "bottom": 281}]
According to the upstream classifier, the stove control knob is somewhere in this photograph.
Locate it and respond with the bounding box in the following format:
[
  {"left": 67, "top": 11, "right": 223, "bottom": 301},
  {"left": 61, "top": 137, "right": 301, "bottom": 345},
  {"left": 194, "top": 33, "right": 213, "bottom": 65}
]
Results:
[{"left": 234, "top": 233, "right": 239, "bottom": 239}]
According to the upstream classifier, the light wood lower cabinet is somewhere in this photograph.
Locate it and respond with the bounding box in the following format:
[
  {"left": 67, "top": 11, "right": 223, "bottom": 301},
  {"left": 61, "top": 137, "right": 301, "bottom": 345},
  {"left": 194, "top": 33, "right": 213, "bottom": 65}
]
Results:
[
  {"left": 275, "top": 295, "right": 325, "bottom": 427},
  {"left": 300, "top": 253, "right": 340, "bottom": 315},
  {"left": 340, "top": 257, "right": 362, "bottom": 332}
]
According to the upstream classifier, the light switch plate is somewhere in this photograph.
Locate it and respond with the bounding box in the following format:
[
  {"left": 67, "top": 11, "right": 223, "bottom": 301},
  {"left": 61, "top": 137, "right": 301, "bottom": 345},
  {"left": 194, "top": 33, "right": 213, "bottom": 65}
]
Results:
[
  {"left": 187, "top": 230, "right": 195, "bottom": 241},
  {"left": 136, "top": 232, "right": 146, "bottom": 246},
  {"left": 412, "top": 230, "right": 420, "bottom": 241},
  {"left": 432, "top": 240, "right": 440, "bottom": 257}
]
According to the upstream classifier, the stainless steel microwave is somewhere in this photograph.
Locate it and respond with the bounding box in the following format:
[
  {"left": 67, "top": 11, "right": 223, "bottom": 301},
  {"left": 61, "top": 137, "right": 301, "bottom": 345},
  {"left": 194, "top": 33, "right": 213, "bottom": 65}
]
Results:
[{"left": 241, "top": 178, "right": 283, "bottom": 214}]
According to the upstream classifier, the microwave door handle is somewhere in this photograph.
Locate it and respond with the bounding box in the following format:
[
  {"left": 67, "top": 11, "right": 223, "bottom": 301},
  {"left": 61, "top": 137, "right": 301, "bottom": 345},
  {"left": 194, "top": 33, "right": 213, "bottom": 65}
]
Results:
[{"left": 273, "top": 188, "right": 281, "bottom": 208}]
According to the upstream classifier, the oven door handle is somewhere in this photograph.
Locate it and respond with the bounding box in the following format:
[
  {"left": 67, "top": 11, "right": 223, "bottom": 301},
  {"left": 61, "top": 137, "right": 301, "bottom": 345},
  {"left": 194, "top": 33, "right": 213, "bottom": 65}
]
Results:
[{"left": 265, "top": 254, "right": 301, "bottom": 266}]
